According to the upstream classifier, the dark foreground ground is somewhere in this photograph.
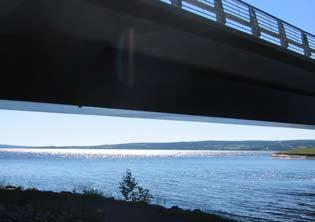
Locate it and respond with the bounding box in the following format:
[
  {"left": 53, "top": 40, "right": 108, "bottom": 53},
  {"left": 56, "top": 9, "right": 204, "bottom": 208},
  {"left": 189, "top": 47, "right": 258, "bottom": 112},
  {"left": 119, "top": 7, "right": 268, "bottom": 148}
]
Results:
[{"left": 0, "top": 187, "right": 233, "bottom": 222}]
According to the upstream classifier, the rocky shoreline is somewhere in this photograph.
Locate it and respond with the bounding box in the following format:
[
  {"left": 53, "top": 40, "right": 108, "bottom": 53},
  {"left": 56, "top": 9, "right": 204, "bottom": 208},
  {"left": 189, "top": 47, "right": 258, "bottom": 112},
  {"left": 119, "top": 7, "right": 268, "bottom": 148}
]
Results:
[
  {"left": 272, "top": 153, "right": 315, "bottom": 159},
  {"left": 0, "top": 187, "right": 234, "bottom": 222}
]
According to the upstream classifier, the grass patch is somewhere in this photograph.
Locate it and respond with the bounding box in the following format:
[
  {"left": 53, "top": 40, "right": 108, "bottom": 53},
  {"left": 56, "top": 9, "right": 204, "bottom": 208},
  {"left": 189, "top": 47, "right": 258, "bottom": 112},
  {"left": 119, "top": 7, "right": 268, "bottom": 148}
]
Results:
[
  {"left": 285, "top": 147, "right": 315, "bottom": 155},
  {"left": 274, "top": 147, "right": 315, "bottom": 157}
]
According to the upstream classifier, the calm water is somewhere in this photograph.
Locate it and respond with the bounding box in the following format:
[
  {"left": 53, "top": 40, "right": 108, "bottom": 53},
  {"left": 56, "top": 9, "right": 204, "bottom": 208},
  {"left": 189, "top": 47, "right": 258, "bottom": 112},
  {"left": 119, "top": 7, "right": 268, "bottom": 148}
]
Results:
[{"left": 0, "top": 149, "right": 314, "bottom": 222}]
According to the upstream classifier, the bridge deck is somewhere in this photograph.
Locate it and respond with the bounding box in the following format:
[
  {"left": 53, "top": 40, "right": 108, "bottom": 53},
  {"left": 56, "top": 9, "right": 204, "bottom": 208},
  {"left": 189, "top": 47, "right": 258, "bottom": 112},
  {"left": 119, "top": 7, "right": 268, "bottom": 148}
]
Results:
[{"left": 0, "top": 0, "right": 315, "bottom": 126}]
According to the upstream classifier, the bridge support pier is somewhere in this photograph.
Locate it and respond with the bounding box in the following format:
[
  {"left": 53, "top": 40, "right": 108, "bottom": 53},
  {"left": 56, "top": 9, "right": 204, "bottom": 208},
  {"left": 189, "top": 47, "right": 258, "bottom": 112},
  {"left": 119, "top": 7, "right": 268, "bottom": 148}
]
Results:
[
  {"left": 278, "top": 21, "right": 289, "bottom": 48},
  {"left": 249, "top": 7, "right": 261, "bottom": 37},
  {"left": 214, "top": 0, "right": 226, "bottom": 24},
  {"left": 302, "top": 32, "right": 312, "bottom": 57},
  {"left": 171, "top": 0, "right": 182, "bottom": 8}
]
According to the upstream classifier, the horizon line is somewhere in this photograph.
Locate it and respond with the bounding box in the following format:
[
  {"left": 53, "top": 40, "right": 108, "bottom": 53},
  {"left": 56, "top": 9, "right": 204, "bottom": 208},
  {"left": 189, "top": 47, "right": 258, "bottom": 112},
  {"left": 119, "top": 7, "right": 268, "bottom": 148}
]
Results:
[{"left": 2, "top": 139, "right": 315, "bottom": 148}]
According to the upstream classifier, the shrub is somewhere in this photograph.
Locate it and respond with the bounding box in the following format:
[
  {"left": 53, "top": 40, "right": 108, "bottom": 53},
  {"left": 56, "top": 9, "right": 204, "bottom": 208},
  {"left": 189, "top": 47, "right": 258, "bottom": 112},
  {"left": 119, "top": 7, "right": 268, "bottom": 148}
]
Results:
[
  {"left": 134, "top": 186, "right": 152, "bottom": 203},
  {"left": 119, "top": 169, "right": 153, "bottom": 203},
  {"left": 82, "top": 188, "right": 104, "bottom": 199}
]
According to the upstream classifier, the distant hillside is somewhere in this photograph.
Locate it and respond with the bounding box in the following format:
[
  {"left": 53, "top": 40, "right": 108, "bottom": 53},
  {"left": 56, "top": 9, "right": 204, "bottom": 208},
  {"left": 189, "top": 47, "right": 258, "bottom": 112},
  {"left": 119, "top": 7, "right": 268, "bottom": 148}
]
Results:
[
  {"left": 2, "top": 140, "right": 315, "bottom": 151},
  {"left": 0, "top": 144, "right": 29, "bottom": 148},
  {"left": 105, "top": 140, "right": 315, "bottom": 151}
]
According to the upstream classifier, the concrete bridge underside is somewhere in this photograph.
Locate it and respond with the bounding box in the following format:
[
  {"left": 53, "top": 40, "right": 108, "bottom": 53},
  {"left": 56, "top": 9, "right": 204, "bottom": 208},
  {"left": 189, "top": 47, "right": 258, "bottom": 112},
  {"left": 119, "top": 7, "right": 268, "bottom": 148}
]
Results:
[{"left": 1, "top": 0, "right": 315, "bottom": 126}]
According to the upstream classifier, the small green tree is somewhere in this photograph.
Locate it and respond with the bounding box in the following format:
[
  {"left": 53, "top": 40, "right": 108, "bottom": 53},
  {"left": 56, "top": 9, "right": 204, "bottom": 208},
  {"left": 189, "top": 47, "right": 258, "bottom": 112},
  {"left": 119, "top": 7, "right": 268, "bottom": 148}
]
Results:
[
  {"left": 119, "top": 169, "right": 138, "bottom": 201},
  {"left": 119, "top": 169, "right": 153, "bottom": 203}
]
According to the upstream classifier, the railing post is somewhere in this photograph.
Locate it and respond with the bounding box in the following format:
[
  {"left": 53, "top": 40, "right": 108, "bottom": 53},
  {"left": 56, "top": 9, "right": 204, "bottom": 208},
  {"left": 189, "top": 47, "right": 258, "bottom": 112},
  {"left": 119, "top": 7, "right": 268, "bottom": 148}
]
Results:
[
  {"left": 171, "top": 0, "right": 182, "bottom": 8},
  {"left": 214, "top": 0, "right": 226, "bottom": 24},
  {"left": 278, "top": 21, "right": 288, "bottom": 49},
  {"left": 249, "top": 7, "right": 260, "bottom": 37},
  {"left": 302, "top": 32, "right": 311, "bottom": 57}
]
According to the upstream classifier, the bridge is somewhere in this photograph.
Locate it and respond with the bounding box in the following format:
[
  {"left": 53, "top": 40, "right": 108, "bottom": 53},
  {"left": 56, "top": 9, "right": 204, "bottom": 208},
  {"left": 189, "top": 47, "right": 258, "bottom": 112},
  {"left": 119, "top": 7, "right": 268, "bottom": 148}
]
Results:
[
  {"left": 0, "top": 0, "right": 315, "bottom": 127},
  {"left": 166, "top": 0, "right": 315, "bottom": 59}
]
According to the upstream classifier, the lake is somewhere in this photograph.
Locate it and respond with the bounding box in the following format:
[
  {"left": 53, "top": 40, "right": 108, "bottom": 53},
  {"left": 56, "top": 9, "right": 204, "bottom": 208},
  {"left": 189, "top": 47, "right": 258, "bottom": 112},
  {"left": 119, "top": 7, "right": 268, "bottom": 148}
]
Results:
[{"left": 0, "top": 149, "right": 314, "bottom": 222}]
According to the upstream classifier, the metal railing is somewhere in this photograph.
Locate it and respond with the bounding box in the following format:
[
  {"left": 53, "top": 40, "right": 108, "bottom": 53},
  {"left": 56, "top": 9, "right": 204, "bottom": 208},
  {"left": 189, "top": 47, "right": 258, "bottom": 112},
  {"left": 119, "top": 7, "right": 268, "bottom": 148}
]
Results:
[{"left": 160, "top": 0, "right": 315, "bottom": 59}]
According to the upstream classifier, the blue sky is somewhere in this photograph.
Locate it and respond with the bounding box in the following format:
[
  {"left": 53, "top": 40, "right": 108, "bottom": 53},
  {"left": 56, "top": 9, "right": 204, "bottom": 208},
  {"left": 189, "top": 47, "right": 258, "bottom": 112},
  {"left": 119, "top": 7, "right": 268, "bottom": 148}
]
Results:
[
  {"left": 1, "top": 0, "right": 315, "bottom": 146},
  {"left": 1, "top": 108, "right": 315, "bottom": 146},
  {"left": 244, "top": 0, "right": 315, "bottom": 33}
]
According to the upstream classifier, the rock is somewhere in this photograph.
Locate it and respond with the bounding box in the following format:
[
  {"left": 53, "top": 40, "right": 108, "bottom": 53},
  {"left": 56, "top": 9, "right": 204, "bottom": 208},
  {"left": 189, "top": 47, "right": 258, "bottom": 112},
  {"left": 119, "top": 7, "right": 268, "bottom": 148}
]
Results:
[{"left": 171, "top": 206, "right": 180, "bottom": 210}]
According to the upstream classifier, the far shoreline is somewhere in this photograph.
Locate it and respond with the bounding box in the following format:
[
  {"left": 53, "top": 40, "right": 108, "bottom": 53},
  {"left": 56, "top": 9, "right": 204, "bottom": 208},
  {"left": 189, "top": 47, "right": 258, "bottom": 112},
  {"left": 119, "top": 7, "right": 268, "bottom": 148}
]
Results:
[
  {"left": 272, "top": 153, "right": 315, "bottom": 159},
  {"left": 272, "top": 148, "right": 315, "bottom": 159}
]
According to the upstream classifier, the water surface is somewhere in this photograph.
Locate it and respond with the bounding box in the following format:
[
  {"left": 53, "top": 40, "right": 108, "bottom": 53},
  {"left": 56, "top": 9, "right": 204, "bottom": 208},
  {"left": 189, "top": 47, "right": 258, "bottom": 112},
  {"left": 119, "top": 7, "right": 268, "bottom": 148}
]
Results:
[{"left": 0, "top": 149, "right": 314, "bottom": 222}]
